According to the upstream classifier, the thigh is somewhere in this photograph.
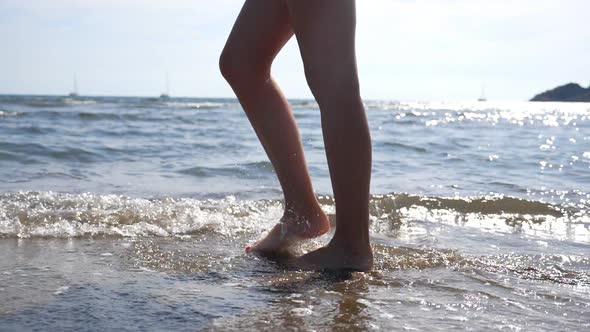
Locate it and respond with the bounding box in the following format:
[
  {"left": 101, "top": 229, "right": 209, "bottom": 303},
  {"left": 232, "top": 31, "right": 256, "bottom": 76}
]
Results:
[
  {"left": 222, "top": 0, "right": 294, "bottom": 72},
  {"left": 286, "top": 0, "right": 356, "bottom": 60},
  {"left": 285, "top": 0, "right": 360, "bottom": 94}
]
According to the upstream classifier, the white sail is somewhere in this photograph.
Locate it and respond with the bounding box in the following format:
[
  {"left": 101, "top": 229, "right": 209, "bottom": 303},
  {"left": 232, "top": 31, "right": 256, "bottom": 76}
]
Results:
[
  {"left": 69, "top": 75, "right": 79, "bottom": 98},
  {"left": 160, "top": 72, "right": 170, "bottom": 99},
  {"left": 478, "top": 84, "right": 487, "bottom": 102}
]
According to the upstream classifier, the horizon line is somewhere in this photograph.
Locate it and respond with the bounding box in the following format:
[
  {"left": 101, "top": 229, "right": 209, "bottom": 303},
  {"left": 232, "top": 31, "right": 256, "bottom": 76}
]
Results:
[{"left": 0, "top": 93, "right": 541, "bottom": 103}]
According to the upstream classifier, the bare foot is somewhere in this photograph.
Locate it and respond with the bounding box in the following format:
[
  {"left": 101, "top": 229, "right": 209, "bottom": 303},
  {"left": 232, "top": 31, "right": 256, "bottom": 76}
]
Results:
[
  {"left": 247, "top": 207, "right": 329, "bottom": 257},
  {"left": 289, "top": 240, "right": 373, "bottom": 272}
]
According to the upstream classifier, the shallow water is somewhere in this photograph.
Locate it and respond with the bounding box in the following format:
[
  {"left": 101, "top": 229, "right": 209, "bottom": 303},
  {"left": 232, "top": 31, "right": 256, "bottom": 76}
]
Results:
[{"left": 1, "top": 95, "right": 589, "bottom": 330}]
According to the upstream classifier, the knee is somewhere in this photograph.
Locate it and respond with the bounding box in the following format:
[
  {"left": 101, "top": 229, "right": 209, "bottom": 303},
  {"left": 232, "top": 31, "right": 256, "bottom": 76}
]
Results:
[
  {"left": 219, "top": 48, "right": 270, "bottom": 89},
  {"left": 218, "top": 48, "right": 237, "bottom": 83},
  {"left": 303, "top": 61, "right": 361, "bottom": 106}
]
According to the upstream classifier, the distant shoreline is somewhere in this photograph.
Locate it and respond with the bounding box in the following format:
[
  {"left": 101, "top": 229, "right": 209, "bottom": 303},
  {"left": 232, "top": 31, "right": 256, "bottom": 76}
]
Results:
[{"left": 530, "top": 82, "right": 590, "bottom": 102}]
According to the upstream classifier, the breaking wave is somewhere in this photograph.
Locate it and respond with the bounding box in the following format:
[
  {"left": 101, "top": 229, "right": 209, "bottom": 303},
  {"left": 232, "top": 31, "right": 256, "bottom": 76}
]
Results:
[{"left": 0, "top": 191, "right": 586, "bottom": 239}]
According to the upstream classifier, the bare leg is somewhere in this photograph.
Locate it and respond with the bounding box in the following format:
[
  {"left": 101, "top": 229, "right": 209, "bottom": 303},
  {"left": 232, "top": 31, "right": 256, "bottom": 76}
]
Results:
[
  {"left": 220, "top": 0, "right": 329, "bottom": 254},
  {"left": 286, "top": 0, "right": 373, "bottom": 271}
]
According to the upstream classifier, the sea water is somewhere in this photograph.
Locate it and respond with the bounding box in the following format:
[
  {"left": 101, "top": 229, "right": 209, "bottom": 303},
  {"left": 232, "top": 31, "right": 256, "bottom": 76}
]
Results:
[{"left": 0, "top": 95, "right": 589, "bottom": 330}]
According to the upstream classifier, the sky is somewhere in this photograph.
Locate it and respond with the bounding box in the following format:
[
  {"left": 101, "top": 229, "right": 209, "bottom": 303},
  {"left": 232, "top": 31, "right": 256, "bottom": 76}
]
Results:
[{"left": 1, "top": 0, "right": 589, "bottom": 101}]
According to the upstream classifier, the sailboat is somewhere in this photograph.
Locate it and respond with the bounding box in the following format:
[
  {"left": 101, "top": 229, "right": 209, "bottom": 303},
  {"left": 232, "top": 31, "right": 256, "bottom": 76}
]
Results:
[
  {"left": 478, "top": 84, "right": 487, "bottom": 102},
  {"left": 69, "top": 75, "right": 79, "bottom": 98},
  {"left": 159, "top": 73, "right": 170, "bottom": 99}
]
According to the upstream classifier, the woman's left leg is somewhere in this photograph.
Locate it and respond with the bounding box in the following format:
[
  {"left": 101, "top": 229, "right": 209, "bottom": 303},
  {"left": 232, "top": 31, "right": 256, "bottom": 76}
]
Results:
[{"left": 220, "top": 0, "right": 329, "bottom": 255}]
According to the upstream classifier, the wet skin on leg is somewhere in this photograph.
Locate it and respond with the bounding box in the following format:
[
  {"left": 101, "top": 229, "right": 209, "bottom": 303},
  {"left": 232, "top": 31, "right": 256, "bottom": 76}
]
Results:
[
  {"left": 285, "top": 0, "right": 373, "bottom": 271},
  {"left": 220, "top": 0, "right": 373, "bottom": 270},
  {"left": 219, "top": 0, "right": 329, "bottom": 255}
]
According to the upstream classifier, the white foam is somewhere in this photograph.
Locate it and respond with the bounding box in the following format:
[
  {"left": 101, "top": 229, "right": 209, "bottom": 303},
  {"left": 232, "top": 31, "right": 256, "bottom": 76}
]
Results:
[
  {"left": 289, "top": 307, "right": 313, "bottom": 317},
  {"left": 0, "top": 110, "right": 20, "bottom": 117},
  {"left": 0, "top": 191, "right": 281, "bottom": 238},
  {"left": 165, "top": 101, "right": 225, "bottom": 109},
  {"left": 53, "top": 286, "right": 69, "bottom": 295}
]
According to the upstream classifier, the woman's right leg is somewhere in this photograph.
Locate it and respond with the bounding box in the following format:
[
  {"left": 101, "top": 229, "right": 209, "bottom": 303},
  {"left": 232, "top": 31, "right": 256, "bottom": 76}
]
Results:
[
  {"left": 285, "top": 0, "right": 373, "bottom": 271},
  {"left": 219, "top": 0, "right": 329, "bottom": 254}
]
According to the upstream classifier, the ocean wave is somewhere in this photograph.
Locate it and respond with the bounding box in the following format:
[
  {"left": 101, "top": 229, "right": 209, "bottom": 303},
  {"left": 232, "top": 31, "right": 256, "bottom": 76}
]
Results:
[
  {"left": 76, "top": 111, "right": 156, "bottom": 122},
  {"left": 178, "top": 161, "right": 274, "bottom": 179},
  {"left": 16, "top": 97, "right": 97, "bottom": 108},
  {"left": 124, "top": 99, "right": 232, "bottom": 110},
  {"left": 17, "top": 109, "right": 167, "bottom": 122},
  {"left": 0, "top": 142, "right": 101, "bottom": 163},
  {"left": 77, "top": 111, "right": 120, "bottom": 120},
  {"left": 21, "top": 101, "right": 68, "bottom": 108},
  {"left": 0, "top": 192, "right": 282, "bottom": 238},
  {"left": 334, "top": 193, "right": 566, "bottom": 217},
  {"left": 291, "top": 101, "right": 319, "bottom": 109},
  {"left": 63, "top": 98, "right": 97, "bottom": 106},
  {"left": 381, "top": 141, "right": 428, "bottom": 153},
  {"left": 0, "top": 191, "right": 586, "bottom": 239},
  {"left": 164, "top": 101, "right": 226, "bottom": 109},
  {"left": 0, "top": 110, "right": 21, "bottom": 118}
]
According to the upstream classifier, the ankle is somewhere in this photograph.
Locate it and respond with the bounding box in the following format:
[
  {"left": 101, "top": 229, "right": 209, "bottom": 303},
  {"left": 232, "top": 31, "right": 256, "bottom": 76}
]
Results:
[
  {"left": 329, "top": 236, "right": 371, "bottom": 254},
  {"left": 279, "top": 205, "right": 329, "bottom": 238},
  {"left": 283, "top": 201, "right": 326, "bottom": 222}
]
